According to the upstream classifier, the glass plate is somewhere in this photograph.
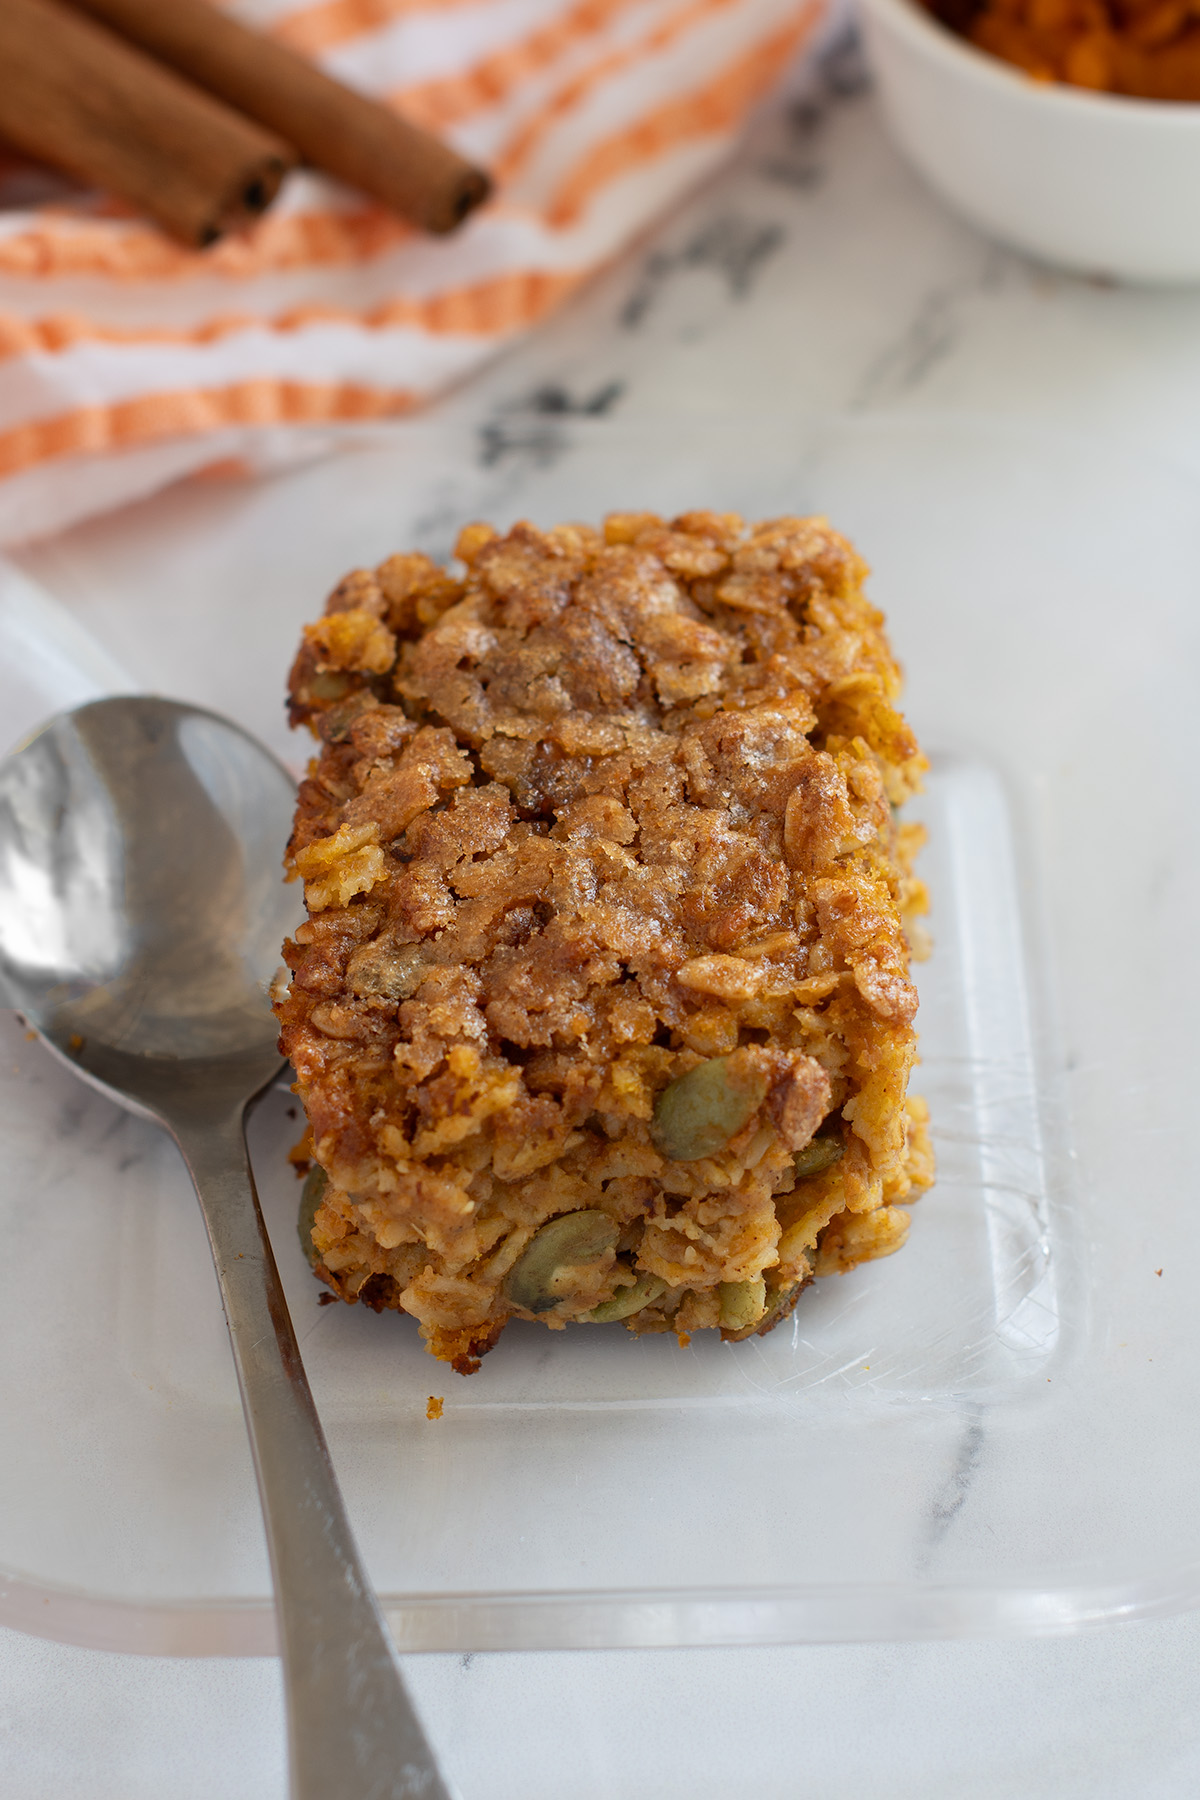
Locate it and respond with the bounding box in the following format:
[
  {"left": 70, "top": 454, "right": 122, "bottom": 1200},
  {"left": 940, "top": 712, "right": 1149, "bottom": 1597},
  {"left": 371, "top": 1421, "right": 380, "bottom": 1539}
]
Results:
[{"left": 3, "top": 416, "right": 1197, "bottom": 1654}]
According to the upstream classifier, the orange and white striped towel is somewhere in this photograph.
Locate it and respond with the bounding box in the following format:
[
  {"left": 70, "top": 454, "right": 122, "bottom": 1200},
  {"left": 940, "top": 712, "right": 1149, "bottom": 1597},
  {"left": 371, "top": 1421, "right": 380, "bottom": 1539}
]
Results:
[{"left": 0, "top": 0, "right": 827, "bottom": 545}]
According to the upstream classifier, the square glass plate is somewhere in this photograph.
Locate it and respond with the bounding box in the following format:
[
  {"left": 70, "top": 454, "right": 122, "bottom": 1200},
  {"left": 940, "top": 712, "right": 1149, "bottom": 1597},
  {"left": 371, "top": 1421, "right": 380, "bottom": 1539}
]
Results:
[{"left": 2, "top": 416, "right": 1197, "bottom": 1655}]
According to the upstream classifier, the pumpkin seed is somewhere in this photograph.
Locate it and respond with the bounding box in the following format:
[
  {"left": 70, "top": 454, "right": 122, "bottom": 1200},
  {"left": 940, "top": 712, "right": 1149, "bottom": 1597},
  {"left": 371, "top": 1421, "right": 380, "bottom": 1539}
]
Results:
[
  {"left": 721, "top": 1275, "right": 808, "bottom": 1342},
  {"left": 584, "top": 1270, "right": 667, "bottom": 1323},
  {"left": 298, "top": 1165, "right": 328, "bottom": 1268},
  {"left": 792, "top": 1132, "right": 844, "bottom": 1180},
  {"left": 308, "top": 670, "right": 353, "bottom": 701},
  {"left": 651, "top": 1055, "right": 769, "bottom": 1162},
  {"left": 503, "top": 1210, "right": 619, "bottom": 1315},
  {"left": 718, "top": 1277, "right": 767, "bottom": 1333}
]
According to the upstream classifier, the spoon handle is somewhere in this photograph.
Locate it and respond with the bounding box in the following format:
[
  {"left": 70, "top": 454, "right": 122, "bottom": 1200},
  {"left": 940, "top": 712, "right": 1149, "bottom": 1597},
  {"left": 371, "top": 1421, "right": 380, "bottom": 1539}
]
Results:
[{"left": 170, "top": 1106, "right": 455, "bottom": 1800}]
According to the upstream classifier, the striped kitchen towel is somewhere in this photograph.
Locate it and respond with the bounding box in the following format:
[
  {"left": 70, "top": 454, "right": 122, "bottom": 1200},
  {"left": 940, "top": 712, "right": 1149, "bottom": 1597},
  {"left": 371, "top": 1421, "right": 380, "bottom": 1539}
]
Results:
[{"left": 0, "top": 0, "right": 827, "bottom": 545}]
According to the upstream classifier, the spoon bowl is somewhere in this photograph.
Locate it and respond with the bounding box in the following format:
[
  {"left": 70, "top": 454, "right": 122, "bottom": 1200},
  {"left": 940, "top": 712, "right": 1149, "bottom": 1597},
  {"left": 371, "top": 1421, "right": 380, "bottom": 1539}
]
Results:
[{"left": 0, "top": 695, "right": 298, "bottom": 1105}]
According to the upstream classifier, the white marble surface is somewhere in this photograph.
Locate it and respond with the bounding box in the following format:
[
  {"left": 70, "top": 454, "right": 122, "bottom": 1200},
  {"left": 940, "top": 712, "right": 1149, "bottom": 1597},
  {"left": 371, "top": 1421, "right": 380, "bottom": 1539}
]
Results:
[
  {"left": 9, "top": 1615, "right": 1200, "bottom": 1800},
  {"left": 7, "top": 28, "right": 1200, "bottom": 1798}
]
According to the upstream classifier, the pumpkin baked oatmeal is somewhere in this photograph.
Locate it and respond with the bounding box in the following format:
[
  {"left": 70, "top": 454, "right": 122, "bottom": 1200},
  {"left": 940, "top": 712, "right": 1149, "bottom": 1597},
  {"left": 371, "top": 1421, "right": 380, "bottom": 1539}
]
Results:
[{"left": 277, "top": 510, "right": 933, "bottom": 1373}]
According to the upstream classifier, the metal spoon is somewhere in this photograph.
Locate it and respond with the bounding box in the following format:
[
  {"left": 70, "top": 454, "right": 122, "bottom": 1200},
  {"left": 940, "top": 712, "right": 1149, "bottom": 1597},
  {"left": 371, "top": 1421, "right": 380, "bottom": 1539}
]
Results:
[{"left": 0, "top": 696, "right": 454, "bottom": 1800}]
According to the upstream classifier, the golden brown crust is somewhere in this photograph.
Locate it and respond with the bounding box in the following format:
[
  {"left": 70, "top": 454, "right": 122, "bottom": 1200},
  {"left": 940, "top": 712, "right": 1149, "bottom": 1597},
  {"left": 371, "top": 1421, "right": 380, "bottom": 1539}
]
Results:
[{"left": 277, "top": 510, "right": 933, "bottom": 1368}]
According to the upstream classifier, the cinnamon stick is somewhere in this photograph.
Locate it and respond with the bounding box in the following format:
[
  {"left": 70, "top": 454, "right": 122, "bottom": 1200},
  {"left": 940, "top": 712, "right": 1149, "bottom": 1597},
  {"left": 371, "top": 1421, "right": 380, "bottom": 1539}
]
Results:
[
  {"left": 68, "top": 0, "right": 492, "bottom": 233},
  {"left": 0, "top": 0, "right": 294, "bottom": 246}
]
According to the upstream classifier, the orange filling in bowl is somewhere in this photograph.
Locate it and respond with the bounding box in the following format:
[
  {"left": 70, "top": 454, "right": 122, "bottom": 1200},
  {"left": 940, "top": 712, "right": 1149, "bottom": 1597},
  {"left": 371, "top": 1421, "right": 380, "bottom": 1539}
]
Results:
[{"left": 926, "top": 0, "right": 1200, "bottom": 99}]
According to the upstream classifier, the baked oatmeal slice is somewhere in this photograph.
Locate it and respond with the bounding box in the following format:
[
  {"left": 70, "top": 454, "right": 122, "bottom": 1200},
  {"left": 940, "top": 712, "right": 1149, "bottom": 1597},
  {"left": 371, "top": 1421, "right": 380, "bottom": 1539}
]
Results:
[{"left": 276, "top": 510, "right": 933, "bottom": 1372}]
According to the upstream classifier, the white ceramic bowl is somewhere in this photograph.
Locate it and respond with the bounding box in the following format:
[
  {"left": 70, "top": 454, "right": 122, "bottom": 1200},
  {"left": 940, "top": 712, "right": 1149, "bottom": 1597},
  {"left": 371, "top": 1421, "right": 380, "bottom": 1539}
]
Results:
[{"left": 859, "top": 0, "right": 1200, "bottom": 284}]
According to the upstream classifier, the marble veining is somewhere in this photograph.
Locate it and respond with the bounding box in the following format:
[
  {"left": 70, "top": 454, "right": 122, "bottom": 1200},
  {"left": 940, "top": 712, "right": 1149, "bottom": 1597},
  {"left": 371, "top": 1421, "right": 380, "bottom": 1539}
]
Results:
[
  {"left": 477, "top": 379, "right": 627, "bottom": 469},
  {"left": 920, "top": 1407, "right": 987, "bottom": 1564},
  {"left": 756, "top": 28, "right": 872, "bottom": 192},
  {"left": 620, "top": 214, "right": 786, "bottom": 328},
  {"left": 850, "top": 248, "right": 1023, "bottom": 409}
]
